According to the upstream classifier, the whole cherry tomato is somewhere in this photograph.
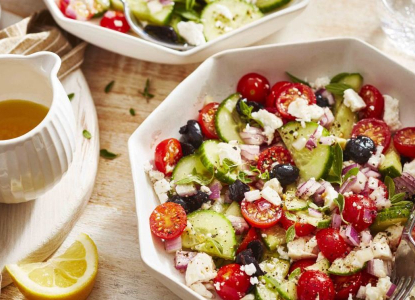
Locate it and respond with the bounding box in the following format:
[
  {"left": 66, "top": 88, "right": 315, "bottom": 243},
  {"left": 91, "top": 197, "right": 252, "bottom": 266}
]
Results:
[
  {"left": 100, "top": 11, "right": 130, "bottom": 33},
  {"left": 297, "top": 270, "right": 335, "bottom": 300},
  {"left": 213, "top": 264, "right": 251, "bottom": 300},
  {"left": 237, "top": 73, "right": 270, "bottom": 104}
]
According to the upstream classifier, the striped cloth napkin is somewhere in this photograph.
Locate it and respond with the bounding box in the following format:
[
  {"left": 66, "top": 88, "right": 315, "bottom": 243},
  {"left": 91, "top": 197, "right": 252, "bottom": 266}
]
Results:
[{"left": 0, "top": 10, "right": 87, "bottom": 79}]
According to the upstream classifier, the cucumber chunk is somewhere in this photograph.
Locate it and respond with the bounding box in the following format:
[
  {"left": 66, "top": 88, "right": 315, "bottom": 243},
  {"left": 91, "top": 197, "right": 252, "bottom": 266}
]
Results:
[
  {"left": 117, "top": 0, "right": 174, "bottom": 25},
  {"left": 214, "top": 93, "right": 245, "bottom": 143},
  {"left": 279, "top": 122, "right": 333, "bottom": 180},
  {"left": 255, "top": 283, "right": 280, "bottom": 300},
  {"left": 172, "top": 154, "right": 212, "bottom": 183},
  {"left": 260, "top": 258, "right": 290, "bottom": 281},
  {"left": 181, "top": 210, "right": 237, "bottom": 260},
  {"left": 330, "top": 104, "right": 357, "bottom": 139},
  {"left": 296, "top": 211, "right": 331, "bottom": 228},
  {"left": 264, "top": 276, "right": 297, "bottom": 300},
  {"left": 260, "top": 225, "right": 286, "bottom": 251},
  {"left": 202, "top": 0, "right": 263, "bottom": 41},
  {"left": 330, "top": 73, "right": 364, "bottom": 92},
  {"left": 111, "top": 0, "right": 124, "bottom": 10},
  {"left": 370, "top": 206, "right": 411, "bottom": 233},
  {"left": 328, "top": 251, "right": 364, "bottom": 275},
  {"left": 284, "top": 191, "right": 308, "bottom": 211},
  {"left": 199, "top": 140, "right": 239, "bottom": 184},
  {"left": 379, "top": 146, "right": 402, "bottom": 178},
  {"left": 224, "top": 201, "right": 243, "bottom": 217},
  {"left": 255, "top": 0, "right": 290, "bottom": 13},
  {"left": 305, "top": 259, "right": 330, "bottom": 273}
]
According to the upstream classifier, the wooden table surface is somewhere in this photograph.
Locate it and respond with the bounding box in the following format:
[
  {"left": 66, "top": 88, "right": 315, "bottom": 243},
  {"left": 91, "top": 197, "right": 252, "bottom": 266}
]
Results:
[{"left": 1, "top": 0, "right": 414, "bottom": 299}]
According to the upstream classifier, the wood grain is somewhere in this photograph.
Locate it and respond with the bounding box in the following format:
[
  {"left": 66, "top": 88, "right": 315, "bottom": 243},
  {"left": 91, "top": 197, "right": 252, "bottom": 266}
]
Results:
[{"left": 1, "top": 0, "right": 415, "bottom": 299}]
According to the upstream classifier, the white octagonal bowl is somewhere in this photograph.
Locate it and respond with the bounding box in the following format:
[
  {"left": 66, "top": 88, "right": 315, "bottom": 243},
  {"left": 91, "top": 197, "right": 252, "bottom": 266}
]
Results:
[
  {"left": 43, "top": 0, "right": 308, "bottom": 64},
  {"left": 128, "top": 38, "right": 415, "bottom": 300}
]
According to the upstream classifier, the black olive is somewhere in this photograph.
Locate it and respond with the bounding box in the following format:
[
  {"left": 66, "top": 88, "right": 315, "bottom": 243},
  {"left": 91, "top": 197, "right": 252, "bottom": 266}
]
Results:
[
  {"left": 315, "top": 90, "right": 331, "bottom": 107},
  {"left": 235, "top": 249, "right": 265, "bottom": 276},
  {"left": 236, "top": 98, "right": 264, "bottom": 116},
  {"left": 186, "top": 191, "right": 210, "bottom": 213},
  {"left": 246, "top": 240, "right": 264, "bottom": 262},
  {"left": 167, "top": 195, "right": 190, "bottom": 213},
  {"left": 144, "top": 25, "right": 178, "bottom": 44},
  {"left": 180, "top": 142, "right": 196, "bottom": 157},
  {"left": 179, "top": 120, "right": 204, "bottom": 149},
  {"left": 269, "top": 164, "right": 299, "bottom": 186},
  {"left": 228, "top": 180, "right": 250, "bottom": 202},
  {"left": 344, "top": 136, "right": 376, "bottom": 164}
]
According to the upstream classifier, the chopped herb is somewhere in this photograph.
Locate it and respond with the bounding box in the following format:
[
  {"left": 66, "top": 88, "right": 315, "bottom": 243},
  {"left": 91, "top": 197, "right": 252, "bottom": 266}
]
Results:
[
  {"left": 129, "top": 108, "right": 136, "bottom": 116},
  {"left": 100, "top": 149, "right": 119, "bottom": 160},
  {"left": 334, "top": 194, "right": 349, "bottom": 224},
  {"left": 237, "top": 171, "right": 252, "bottom": 184},
  {"left": 286, "top": 72, "right": 310, "bottom": 86},
  {"left": 286, "top": 225, "right": 296, "bottom": 243},
  {"left": 391, "top": 193, "right": 406, "bottom": 203},
  {"left": 325, "top": 83, "right": 353, "bottom": 96},
  {"left": 342, "top": 167, "right": 359, "bottom": 183},
  {"left": 140, "top": 78, "right": 154, "bottom": 101},
  {"left": 105, "top": 80, "right": 115, "bottom": 93},
  {"left": 185, "top": 0, "right": 196, "bottom": 11},
  {"left": 384, "top": 176, "right": 395, "bottom": 198},
  {"left": 68, "top": 93, "right": 75, "bottom": 101},
  {"left": 326, "top": 144, "right": 343, "bottom": 184},
  {"left": 249, "top": 165, "right": 270, "bottom": 181},
  {"left": 82, "top": 130, "right": 92, "bottom": 139}
]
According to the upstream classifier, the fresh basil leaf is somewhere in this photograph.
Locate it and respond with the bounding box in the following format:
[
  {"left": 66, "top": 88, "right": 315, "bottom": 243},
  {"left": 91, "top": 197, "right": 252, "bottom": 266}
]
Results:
[
  {"left": 286, "top": 72, "right": 310, "bottom": 87},
  {"left": 140, "top": 78, "right": 154, "bottom": 101},
  {"left": 82, "top": 129, "right": 92, "bottom": 139},
  {"left": 391, "top": 192, "right": 406, "bottom": 204},
  {"left": 325, "top": 83, "right": 353, "bottom": 96},
  {"left": 185, "top": 0, "right": 196, "bottom": 11},
  {"left": 288, "top": 268, "right": 302, "bottom": 281},
  {"left": 343, "top": 167, "right": 359, "bottom": 183},
  {"left": 68, "top": 93, "right": 75, "bottom": 101},
  {"left": 286, "top": 225, "right": 296, "bottom": 243},
  {"left": 105, "top": 80, "right": 115, "bottom": 93},
  {"left": 238, "top": 171, "right": 252, "bottom": 184},
  {"left": 174, "top": 6, "right": 200, "bottom": 21},
  {"left": 285, "top": 211, "right": 297, "bottom": 222},
  {"left": 326, "top": 144, "right": 343, "bottom": 184},
  {"left": 100, "top": 149, "right": 119, "bottom": 160},
  {"left": 129, "top": 108, "right": 136, "bottom": 116},
  {"left": 384, "top": 176, "right": 395, "bottom": 198}
]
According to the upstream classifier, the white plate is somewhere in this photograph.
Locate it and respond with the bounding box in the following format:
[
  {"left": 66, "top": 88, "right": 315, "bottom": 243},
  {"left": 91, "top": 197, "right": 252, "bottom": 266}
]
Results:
[
  {"left": 43, "top": 0, "right": 308, "bottom": 64},
  {"left": 128, "top": 38, "right": 415, "bottom": 300}
]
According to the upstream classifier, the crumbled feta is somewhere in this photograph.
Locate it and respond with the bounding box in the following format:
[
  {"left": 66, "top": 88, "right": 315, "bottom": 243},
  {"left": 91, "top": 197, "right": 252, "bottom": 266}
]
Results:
[
  {"left": 365, "top": 284, "right": 383, "bottom": 300},
  {"left": 185, "top": 253, "right": 217, "bottom": 287},
  {"left": 368, "top": 177, "right": 378, "bottom": 189},
  {"left": 263, "top": 178, "right": 283, "bottom": 195},
  {"left": 148, "top": 169, "right": 164, "bottom": 182},
  {"left": 277, "top": 246, "right": 289, "bottom": 260},
  {"left": 372, "top": 234, "right": 392, "bottom": 260},
  {"left": 244, "top": 263, "right": 257, "bottom": 276},
  {"left": 304, "top": 236, "right": 318, "bottom": 254},
  {"left": 311, "top": 76, "right": 330, "bottom": 89},
  {"left": 147, "top": 0, "right": 163, "bottom": 14},
  {"left": 261, "top": 186, "right": 282, "bottom": 206},
  {"left": 245, "top": 190, "right": 261, "bottom": 202},
  {"left": 200, "top": 185, "right": 212, "bottom": 195},
  {"left": 352, "top": 171, "right": 368, "bottom": 193},
  {"left": 154, "top": 179, "right": 171, "bottom": 203},
  {"left": 371, "top": 259, "right": 388, "bottom": 278},
  {"left": 213, "top": 4, "right": 233, "bottom": 19},
  {"left": 250, "top": 277, "right": 259, "bottom": 285},
  {"left": 218, "top": 141, "right": 242, "bottom": 166},
  {"left": 369, "top": 186, "right": 391, "bottom": 210},
  {"left": 377, "top": 277, "right": 392, "bottom": 295},
  {"left": 240, "top": 294, "right": 255, "bottom": 300},
  {"left": 383, "top": 95, "right": 402, "bottom": 131},
  {"left": 176, "top": 183, "right": 197, "bottom": 196},
  {"left": 201, "top": 201, "right": 212, "bottom": 210},
  {"left": 287, "top": 237, "right": 318, "bottom": 260},
  {"left": 403, "top": 159, "right": 415, "bottom": 178},
  {"left": 292, "top": 137, "right": 307, "bottom": 150},
  {"left": 177, "top": 21, "right": 206, "bottom": 46},
  {"left": 213, "top": 281, "right": 221, "bottom": 291},
  {"left": 343, "top": 89, "right": 366, "bottom": 112},
  {"left": 385, "top": 225, "right": 404, "bottom": 250},
  {"left": 190, "top": 282, "right": 214, "bottom": 299},
  {"left": 251, "top": 109, "right": 283, "bottom": 144},
  {"left": 143, "top": 160, "right": 154, "bottom": 172},
  {"left": 368, "top": 146, "right": 385, "bottom": 169},
  {"left": 287, "top": 97, "right": 325, "bottom": 123},
  {"left": 158, "top": 193, "right": 169, "bottom": 203},
  {"left": 354, "top": 248, "right": 375, "bottom": 267},
  {"left": 323, "top": 184, "right": 339, "bottom": 211}
]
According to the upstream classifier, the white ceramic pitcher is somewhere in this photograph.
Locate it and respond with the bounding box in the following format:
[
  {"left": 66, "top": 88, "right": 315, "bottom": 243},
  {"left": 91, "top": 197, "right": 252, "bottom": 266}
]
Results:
[{"left": 0, "top": 52, "right": 76, "bottom": 204}]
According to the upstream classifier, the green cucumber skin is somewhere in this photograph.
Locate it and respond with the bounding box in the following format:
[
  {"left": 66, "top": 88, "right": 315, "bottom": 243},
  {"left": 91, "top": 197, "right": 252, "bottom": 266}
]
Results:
[
  {"left": 255, "top": 284, "right": 280, "bottom": 300},
  {"left": 256, "top": 0, "right": 291, "bottom": 13},
  {"left": 330, "top": 73, "right": 364, "bottom": 92},
  {"left": 370, "top": 207, "right": 411, "bottom": 233},
  {"left": 379, "top": 146, "right": 402, "bottom": 178},
  {"left": 214, "top": 93, "right": 245, "bottom": 143},
  {"left": 330, "top": 104, "right": 357, "bottom": 139},
  {"left": 260, "top": 225, "right": 286, "bottom": 251},
  {"left": 172, "top": 154, "right": 212, "bottom": 182}
]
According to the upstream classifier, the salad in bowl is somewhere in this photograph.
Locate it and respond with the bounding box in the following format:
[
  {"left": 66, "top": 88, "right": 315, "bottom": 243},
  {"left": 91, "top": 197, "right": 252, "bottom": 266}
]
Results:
[{"left": 144, "top": 70, "right": 415, "bottom": 300}]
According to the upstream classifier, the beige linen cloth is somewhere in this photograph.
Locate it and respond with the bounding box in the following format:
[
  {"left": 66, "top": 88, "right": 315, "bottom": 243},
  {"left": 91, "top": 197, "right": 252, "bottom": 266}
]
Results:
[{"left": 0, "top": 10, "right": 87, "bottom": 79}]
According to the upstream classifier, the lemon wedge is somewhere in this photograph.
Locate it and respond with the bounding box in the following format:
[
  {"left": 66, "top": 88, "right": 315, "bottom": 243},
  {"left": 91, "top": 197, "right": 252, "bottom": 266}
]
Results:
[{"left": 6, "top": 233, "right": 98, "bottom": 300}]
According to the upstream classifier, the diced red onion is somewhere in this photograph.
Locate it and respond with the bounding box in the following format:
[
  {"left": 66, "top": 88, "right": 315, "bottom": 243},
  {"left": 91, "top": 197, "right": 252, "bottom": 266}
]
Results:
[
  {"left": 240, "top": 127, "right": 266, "bottom": 145},
  {"left": 361, "top": 167, "right": 381, "bottom": 178},
  {"left": 363, "top": 208, "right": 375, "bottom": 223},
  {"left": 367, "top": 259, "right": 383, "bottom": 278},
  {"left": 386, "top": 283, "right": 397, "bottom": 297},
  {"left": 339, "top": 177, "right": 356, "bottom": 194},
  {"left": 313, "top": 184, "right": 327, "bottom": 206},
  {"left": 297, "top": 179, "right": 322, "bottom": 199},
  {"left": 240, "top": 144, "right": 260, "bottom": 161},
  {"left": 174, "top": 251, "right": 197, "bottom": 272},
  {"left": 332, "top": 213, "right": 342, "bottom": 229},
  {"left": 318, "top": 88, "right": 335, "bottom": 105},
  {"left": 227, "top": 215, "right": 250, "bottom": 235},
  {"left": 361, "top": 230, "right": 373, "bottom": 244},
  {"left": 319, "top": 108, "right": 335, "bottom": 128},
  {"left": 394, "top": 172, "right": 415, "bottom": 199},
  {"left": 306, "top": 126, "right": 324, "bottom": 150},
  {"left": 209, "top": 181, "right": 222, "bottom": 200},
  {"left": 342, "top": 163, "right": 360, "bottom": 175},
  {"left": 345, "top": 224, "right": 360, "bottom": 246},
  {"left": 165, "top": 236, "right": 182, "bottom": 253},
  {"left": 308, "top": 208, "right": 322, "bottom": 218}
]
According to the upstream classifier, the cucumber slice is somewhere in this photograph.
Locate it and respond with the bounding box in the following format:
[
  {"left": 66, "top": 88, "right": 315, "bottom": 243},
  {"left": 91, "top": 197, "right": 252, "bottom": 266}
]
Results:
[
  {"left": 111, "top": 0, "right": 124, "bottom": 10},
  {"left": 279, "top": 122, "right": 333, "bottom": 180},
  {"left": 284, "top": 191, "right": 308, "bottom": 211},
  {"left": 201, "top": 0, "right": 263, "bottom": 41},
  {"left": 305, "top": 259, "right": 330, "bottom": 273},
  {"left": 260, "top": 258, "right": 290, "bottom": 281},
  {"left": 330, "top": 104, "right": 357, "bottom": 139},
  {"left": 255, "top": 0, "right": 290, "bottom": 13},
  {"left": 255, "top": 283, "right": 280, "bottom": 300},
  {"left": 370, "top": 207, "right": 411, "bottom": 233},
  {"left": 214, "top": 93, "right": 245, "bottom": 143},
  {"left": 123, "top": 0, "right": 174, "bottom": 25},
  {"left": 172, "top": 154, "right": 212, "bottom": 183},
  {"left": 379, "top": 146, "right": 402, "bottom": 178},
  {"left": 181, "top": 210, "right": 237, "bottom": 260},
  {"left": 296, "top": 211, "right": 330, "bottom": 228},
  {"left": 260, "top": 225, "right": 286, "bottom": 251},
  {"left": 264, "top": 276, "right": 297, "bottom": 300},
  {"left": 330, "top": 73, "right": 364, "bottom": 92},
  {"left": 328, "top": 251, "right": 364, "bottom": 275},
  {"left": 225, "top": 201, "right": 243, "bottom": 217},
  {"left": 199, "top": 140, "right": 239, "bottom": 184}
]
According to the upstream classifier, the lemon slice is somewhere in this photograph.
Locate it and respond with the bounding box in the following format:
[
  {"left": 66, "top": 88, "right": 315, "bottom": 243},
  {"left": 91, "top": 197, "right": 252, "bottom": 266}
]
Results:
[{"left": 6, "top": 233, "right": 98, "bottom": 300}]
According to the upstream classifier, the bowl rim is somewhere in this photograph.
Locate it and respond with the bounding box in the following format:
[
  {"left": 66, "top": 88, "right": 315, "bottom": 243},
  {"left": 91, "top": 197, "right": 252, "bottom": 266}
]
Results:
[
  {"left": 128, "top": 37, "right": 415, "bottom": 299},
  {"left": 43, "top": 0, "right": 310, "bottom": 58}
]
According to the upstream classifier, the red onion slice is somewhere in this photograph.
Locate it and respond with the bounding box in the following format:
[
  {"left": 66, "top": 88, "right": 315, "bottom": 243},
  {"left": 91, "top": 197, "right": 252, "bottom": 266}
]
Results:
[
  {"left": 227, "top": 215, "right": 250, "bottom": 235},
  {"left": 240, "top": 127, "right": 266, "bottom": 145},
  {"left": 342, "top": 163, "right": 360, "bottom": 175},
  {"left": 308, "top": 208, "right": 322, "bottom": 218},
  {"left": 363, "top": 208, "right": 375, "bottom": 223},
  {"left": 240, "top": 144, "right": 260, "bottom": 161},
  {"left": 339, "top": 177, "right": 356, "bottom": 194},
  {"left": 386, "top": 283, "right": 397, "bottom": 297},
  {"left": 305, "top": 126, "right": 324, "bottom": 150},
  {"left": 332, "top": 213, "right": 342, "bottom": 229},
  {"left": 297, "top": 179, "right": 322, "bottom": 198},
  {"left": 319, "top": 107, "right": 335, "bottom": 128},
  {"left": 394, "top": 172, "right": 415, "bottom": 199},
  {"left": 258, "top": 200, "right": 272, "bottom": 211},
  {"left": 209, "top": 181, "right": 222, "bottom": 200},
  {"left": 175, "top": 251, "right": 197, "bottom": 272},
  {"left": 165, "top": 236, "right": 182, "bottom": 253},
  {"left": 345, "top": 224, "right": 360, "bottom": 246}
]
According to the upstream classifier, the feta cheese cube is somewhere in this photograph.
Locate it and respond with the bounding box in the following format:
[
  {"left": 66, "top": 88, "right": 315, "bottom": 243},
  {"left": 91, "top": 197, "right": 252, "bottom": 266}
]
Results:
[
  {"left": 403, "top": 159, "right": 415, "bottom": 178},
  {"left": 263, "top": 178, "right": 283, "bottom": 195},
  {"left": 245, "top": 190, "right": 261, "bottom": 202},
  {"left": 154, "top": 179, "right": 171, "bottom": 195},
  {"left": 190, "top": 282, "right": 214, "bottom": 299},
  {"left": 323, "top": 184, "right": 339, "bottom": 211},
  {"left": 288, "top": 237, "right": 318, "bottom": 260},
  {"left": 143, "top": 160, "right": 154, "bottom": 172},
  {"left": 158, "top": 193, "right": 169, "bottom": 203},
  {"left": 343, "top": 89, "right": 366, "bottom": 112},
  {"left": 200, "top": 185, "right": 212, "bottom": 195},
  {"left": 351, "top": 171, "right": 367, "bottom": 193},
  {"left": 251, "top": 109, "right": 283, "bottom": 144},
  {"left": 371, "top": 236, "right": 392, "bottom": 260},
  {"left": 244, "top": 263, "right": 257, "bottom": 276},
  {"left": 185, "top": 253, "right": 217, "bottom": 287},
  {"left": 177, "top": 21, "right": 206, "bottom": 46},
  {"left": 176, "top": 183, "right": 197, "bottom": 196},
  {"left": 287, "top": 97, "right": 325, "bottom": 123},
  {"left": 311, "top": 76, "right": 330, "bottom": 89},
  {"left": 365, "top": 284, "right": 383, "bottom": 300},
  {"left": 368, "top": 177, "right": 378, "bottom": 189},
  {"left": 368, "top": 146, "right": 385, "bottom": 169},
  {"left": 261, "top": 186, "right": 282, "bottom": 206},
  {"left": 383, "top": 95, "right": 402, "bottom": 131},
  {"left": 371, "top": 259, "right": 388, "bottom": 278},
  {"left": 250, "top": 277, "right": 259, "bottom": 285},
  {"left": 218, "top": 141, "right": 242, "bottom": 166},
  {"left": 148, "top": 170, "right": 165, "bottom": 182},
  {"left": 355, "top": 247, "right": 374, "bottom": 266},
  {"left": 376, "top": 277, "right": 392, "bottom": 295}
]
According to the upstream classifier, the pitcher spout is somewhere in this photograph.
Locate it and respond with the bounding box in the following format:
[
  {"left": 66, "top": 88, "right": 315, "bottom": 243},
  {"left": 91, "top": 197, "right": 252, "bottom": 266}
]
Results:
[{"left": 27, "top": 52, "right": 61, "bottom": 78}]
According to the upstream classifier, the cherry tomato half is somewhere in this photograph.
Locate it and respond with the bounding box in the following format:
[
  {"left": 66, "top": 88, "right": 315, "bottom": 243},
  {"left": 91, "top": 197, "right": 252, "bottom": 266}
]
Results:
[
  {"left": 154, "top": 138, "right": 183, "bottom": 176},
  {"left": 297, "top": 271, "right": 335, "bottom": 300},
  {"left": 393, "top": 127, "right": 415, "bottom": 158},
  {"left": 100, "top": 11, "right": 130, "bottom": 33},
  {"left": 352, "top": 118, "right": 391, "bottom": 151},
  {"left": 280, "top": 212, "right": 316, "bottom": 237},
  {"left": 257, "top": 146, "right": 294, "bottom": 173},
  {"left": 359, "top": 85, "right": 385, "bottom": 120},
  {"left": 237, "top": 73, "right": 270, "bottom": 103},
  {"left": 343, "top": 194, "right": 377, "bottom": 232},
  {"left": 241, "top": 198, "right": 282, "bottom": 229},
  {"left": 275, "top": 83, "right": 316, "bottom": 120},
  {"left": 198, "top": 102, "right": 219, "bottom": 139},
  {"left": 316, "top": 228, "right": 349, "bottom": 262},
  {"left": 361, "top": 270, "right": 378, "bottom": 287},
  {"left": 237, "top": 227, "right": 260, "bottom": 254},
  {"left": 213, "top": 264, "right": 251, "bottom": 300},
  {"left": 149, "top": 202, "right": 187, "bottom": 240},
  {"left": 289, "top": 259, "right": 317, "bottom": 274},
  {"left": 265, "top": 81, "right": 291, "bottom": 108},
  {"left": 331, "top": 272, "right": 363, "bottom": 300}
]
